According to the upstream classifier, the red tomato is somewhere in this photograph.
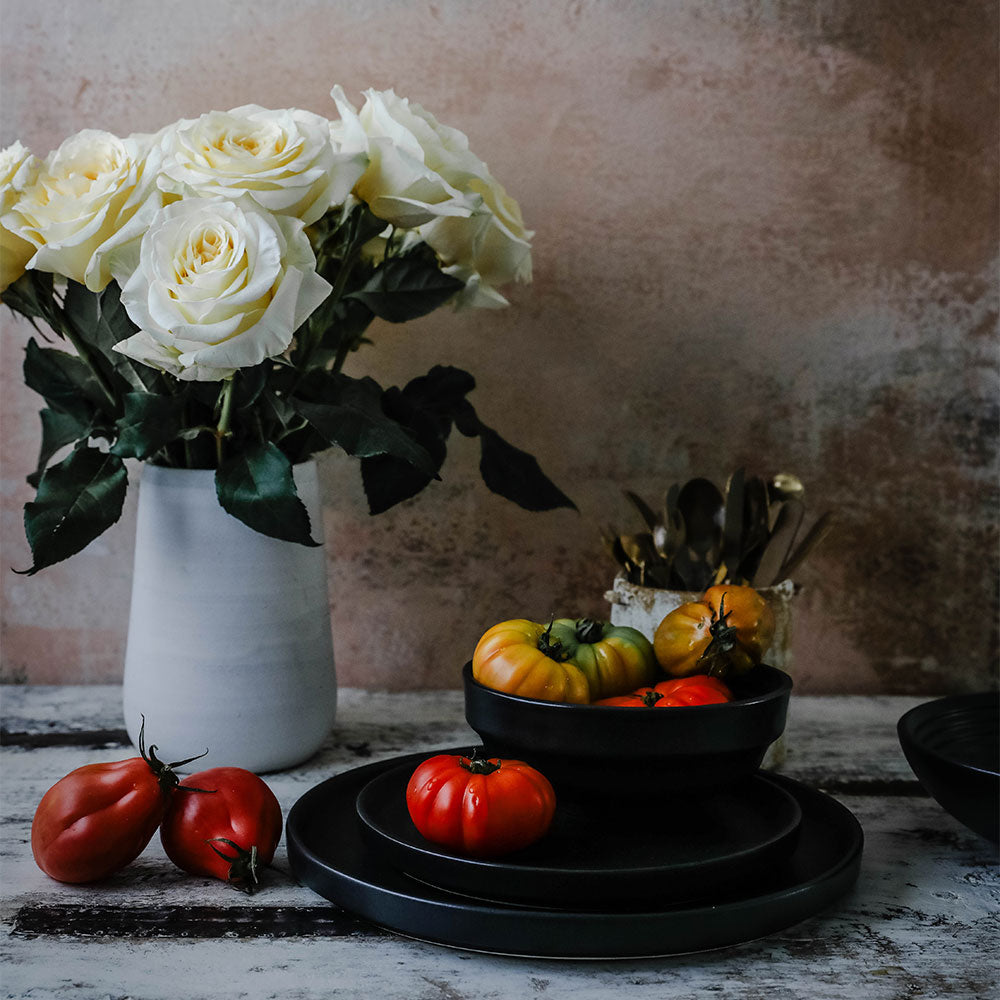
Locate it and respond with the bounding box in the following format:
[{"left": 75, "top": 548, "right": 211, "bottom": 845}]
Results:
[
  {"left": 159, "top": 767, "right": 283, "bottom": 893},
  {"left": 31, "top": 720, "right": 202, "bottom": 883},
  {"left": 594, "top": 675, "right": 733, "bottom": 707},
  {"left": 405, "top": 752, "right": 556, "bottom": 857}
]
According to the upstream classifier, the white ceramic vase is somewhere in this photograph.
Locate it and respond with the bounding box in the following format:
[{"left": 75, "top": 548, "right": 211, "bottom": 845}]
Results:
[{"left": 122, "top": 461, "right": 337, "bottom": 773}]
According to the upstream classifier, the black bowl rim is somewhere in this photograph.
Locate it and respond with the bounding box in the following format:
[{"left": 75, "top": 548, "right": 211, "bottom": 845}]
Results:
[
  {"left": 462, "top": 661, "right": 792, "bottom": 714},
  {"left": 897, "top": 691, "right": 1000, "bottom": 779}
]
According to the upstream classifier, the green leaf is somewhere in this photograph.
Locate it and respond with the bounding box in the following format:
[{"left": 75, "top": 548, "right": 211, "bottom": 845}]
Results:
[
  {"left": 23, "top": 339, "right": 102, "bottom": 426},
  {"left": 215, "top": 441, "right": 319, "bottom": 546},
  {"left": 28, "top": 408, "right": 91, "bottom": 488},
  {"left": 302, "top": 294, "right": 374, "bottom": 363},
  {"left": 96, "top": 283, "right": 159, "bottom": 392},
  {"left": 292, "top": 373, "right": 438, "bottom": 475},
  {"left": 477, "top": 426, "right": 576, "bottom": 512},
  {"left": 346, "top": 253, "right": 464, "bottom": 323},
  {"left": 360, "top": 387, "right": 449, "bottom": 514},
  {"left": 312, "top": 203, "right": 388, "bottom": 263},
  {"left": 357, "top": 366, "right": 477, "bottom": 513},
  {"left": 457, "top": 407, "right": 576, "bottom": 513},
  {"left": 29, "top": 409, "right": 91, "bottom": 487},
  {"left": 62, "top": 279, "right": 154, "bottom": 400},
  {"left": 62, "top": 278, "right": 100, "bottom": 332},
  {"left": 19, "top": 446, "right": 128, "bottom": 574},
  {"left": 232, "top": 362, "right": 270, "bottom": 411},
  {"left": 111, "top": 391, "right": 187, "bottom": 460},
  {"left": 396, "top": 365, "right": 477, "bottom": 426},
  {"left": 1, "top": 270, "right": 59, "bottom": 329}
]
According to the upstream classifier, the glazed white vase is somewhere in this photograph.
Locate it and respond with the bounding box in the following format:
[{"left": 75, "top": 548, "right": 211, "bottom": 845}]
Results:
[{"left": 122, "top": 461, "right": 337, "bottom": 773}]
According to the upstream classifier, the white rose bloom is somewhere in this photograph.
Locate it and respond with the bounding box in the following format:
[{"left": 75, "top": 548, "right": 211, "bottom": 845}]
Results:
[
  {"left": 157, "top": 105, "right": 365, "bottom": 226},
  {"left": 330, "top": 86, "right": 532, "bottom": 308},
  {"left": 0, "top": 141, "right": 41, "bottom": 293},
  {"left": 330, "top": 86, "right": 475, "bottom": 228},
  {"left": 2, "top": 129, "right": 164, "bottom": 291},
  {"left": 421, "top": 173, "right": 533, "bottom": 309},
  {"left": 110, "top": 196, "right": 331, "bottom": 382}
]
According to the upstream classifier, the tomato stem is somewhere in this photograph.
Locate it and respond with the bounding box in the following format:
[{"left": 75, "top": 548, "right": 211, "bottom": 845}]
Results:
[
  {"left": 207, "top": 838, "right": 261, "bottom": 894},
  {"left": 460, "top": 748, "right": 502, "bottom": 775},
  {"left": 698, "top": 593, "right": 741, "bottom": 677},
  {"left": 136, "top": 715, "right": 210, "bottom": 794},
  {"left": 537, "top": 619, "right": 571, "bottom": 661},
  {"left": 639, "top": 689, "right": 663, "bottom": 707}
]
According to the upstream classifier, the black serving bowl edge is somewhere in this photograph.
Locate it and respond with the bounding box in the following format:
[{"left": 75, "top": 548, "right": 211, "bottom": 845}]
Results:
[
  {"left": 897, "top": 691, "right": 999, "bottom": 843},
  {"left": 462, "top": 662, "right": 792, "bottom": 797}
]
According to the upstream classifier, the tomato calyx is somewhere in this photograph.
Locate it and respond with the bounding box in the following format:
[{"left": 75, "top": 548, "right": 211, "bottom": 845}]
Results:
[
  {"left": 536, "top": 620, "right": 572, "bottom": 662},
  {"left": 137, "top": 715, "right": 210, "bottom": 795},
  {"left": 637, "top": 689, "right": 663, "bottom": 707},
  {"left": 460, "top": 749, "right": 502, "bottom": 776},
  {"left": 206, "top": 837, "right": 261, "bottom": 894},
  {"left": 699, "top": 594, "right": 748, "bottom": 677},
  {"left": 573, "top": 618, "right": 606, "bottom": 644}
]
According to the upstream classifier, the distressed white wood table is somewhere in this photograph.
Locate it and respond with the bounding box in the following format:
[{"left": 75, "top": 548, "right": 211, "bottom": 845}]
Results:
[{"left": 2, "top": 687, "right": 998, "bottom": 1000}]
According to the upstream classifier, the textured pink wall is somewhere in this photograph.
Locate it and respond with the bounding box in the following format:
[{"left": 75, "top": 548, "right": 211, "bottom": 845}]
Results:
[{"left": 2, "top": 1, "right": 997, "bottom": 693}]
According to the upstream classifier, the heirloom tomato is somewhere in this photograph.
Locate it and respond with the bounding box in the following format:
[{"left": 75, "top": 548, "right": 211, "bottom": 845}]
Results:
[
  {"left": 653, "top": 585, "right": 774, "bottom": 679},
  {"left": 31, "top": 719, "right": 203, "bottom": 883},
  {"left": 472, "top": 617, "right": 657, "bottom": 703},
  {"left": 405, "top": 752, "right": 556, "bottom": 857},
  {"left": 160, "top": 767, "right": 283, "bottom": 893},
  {"left": 594, "top": 675, "right": 733, "bottom": 707}
]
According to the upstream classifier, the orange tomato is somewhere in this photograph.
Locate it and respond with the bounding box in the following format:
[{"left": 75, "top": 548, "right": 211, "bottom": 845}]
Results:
[{"left": 653, "top": 585, "right": 774, "bottom": 678}]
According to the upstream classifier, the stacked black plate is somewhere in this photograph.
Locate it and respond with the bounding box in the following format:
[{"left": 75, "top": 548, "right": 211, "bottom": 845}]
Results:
[{"left": 286, "top": 666, "right": 863, "bottom": 958}]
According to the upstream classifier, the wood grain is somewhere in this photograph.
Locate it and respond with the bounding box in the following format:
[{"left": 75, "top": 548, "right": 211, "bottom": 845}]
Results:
[{"left": 2, "top": 687, "right": 997, "bottom": 999}]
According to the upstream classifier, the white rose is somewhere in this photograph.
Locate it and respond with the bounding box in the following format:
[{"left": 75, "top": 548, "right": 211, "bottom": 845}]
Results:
[
  {"left": 157, "top": 105, "right": 366, "bottom": 226},
  {"left": 330, "top": 86, "right": 475, "bottom": 228},
  {"left": 421, "top": 173, "right": 533, "bottom": 309},
  {"left": 110, "top": 196, "right": 331, "bottom": 382},
  {"left": 330, "top": 86, "right": 532, "bottom": 308},
  {"left": 1, "top": 129, "right": 163, "bottom": 291},
  {"left": 0, "top": 141, "right": 40, "bottom": 293}
]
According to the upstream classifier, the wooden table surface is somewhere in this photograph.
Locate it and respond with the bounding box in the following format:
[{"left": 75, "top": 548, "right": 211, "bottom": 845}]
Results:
[{"left": 2, "top": 686, "right": 997, "bottom": 1000}]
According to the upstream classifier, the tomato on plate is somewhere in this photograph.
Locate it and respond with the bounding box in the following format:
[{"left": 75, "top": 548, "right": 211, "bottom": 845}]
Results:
[
  {"left": 31, "top": 719, "right": 203, "bottom": 884},
  {"left": 160, "top": 767, "right": 283, "bottom": 893},
  {"left": 472, "top": 617, "right": 657, "bottom": 703},
  {"left": 653, "top": 585, "right": 774, "bottom": 679},
  {"left": 405, "top": 752, "right": 556, "bottom": 857},
  {"left": 594, "top": 675, "right": 733, "bottom": 707}
]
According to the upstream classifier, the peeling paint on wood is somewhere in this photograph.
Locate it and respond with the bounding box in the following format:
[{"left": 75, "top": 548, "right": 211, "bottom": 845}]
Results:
[{"left": 2, "top": 686, "right": 998, "bottom": 999}]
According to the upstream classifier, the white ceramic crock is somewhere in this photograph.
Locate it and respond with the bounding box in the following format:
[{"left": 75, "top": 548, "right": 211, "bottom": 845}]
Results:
[{"left": 122, "top": 461, "right": 337, "bottom": 772}]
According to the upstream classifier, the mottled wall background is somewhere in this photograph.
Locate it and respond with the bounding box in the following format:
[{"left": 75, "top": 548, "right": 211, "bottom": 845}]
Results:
[{"left": 1, "top": 0, "right": 997, "bottom": 694}]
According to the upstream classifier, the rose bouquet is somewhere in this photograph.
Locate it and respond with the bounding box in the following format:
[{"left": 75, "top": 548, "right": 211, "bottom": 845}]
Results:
[{"left": 2, "top": 87, "right": 573, "bottom": 574}]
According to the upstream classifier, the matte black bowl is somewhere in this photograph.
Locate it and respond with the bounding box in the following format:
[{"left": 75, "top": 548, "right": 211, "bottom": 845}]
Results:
[
  {"left": 897, "top": 692, "right": 999, "bottom": 843},
  {"left": 462, "top": 662, "right": 791, "bottom": 797}
]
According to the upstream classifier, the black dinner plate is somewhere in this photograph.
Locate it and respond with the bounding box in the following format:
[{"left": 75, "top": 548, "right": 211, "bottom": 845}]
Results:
[
  {"left": 286, "top": 749, "right": 864, "bottom": 959},
  {"left": 355, "top": 762, "right": 803, "bottom": 908}
]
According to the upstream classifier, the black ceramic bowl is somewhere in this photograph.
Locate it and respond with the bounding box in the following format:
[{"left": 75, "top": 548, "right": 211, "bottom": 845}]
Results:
[
  {"left": 897, "top": 692, "right": 999, "bottom": 843},
  {"left": 462, "top": 662, "right": 791, "bottom": 797}
]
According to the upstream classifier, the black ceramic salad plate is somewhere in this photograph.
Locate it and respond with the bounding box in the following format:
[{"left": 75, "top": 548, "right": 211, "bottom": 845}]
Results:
[
  {"left": 355, "top": 761, "right": 803, "bottom": 908},
  {"left": 286, "top": 749, "right": 863, "bottom": 958}
]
